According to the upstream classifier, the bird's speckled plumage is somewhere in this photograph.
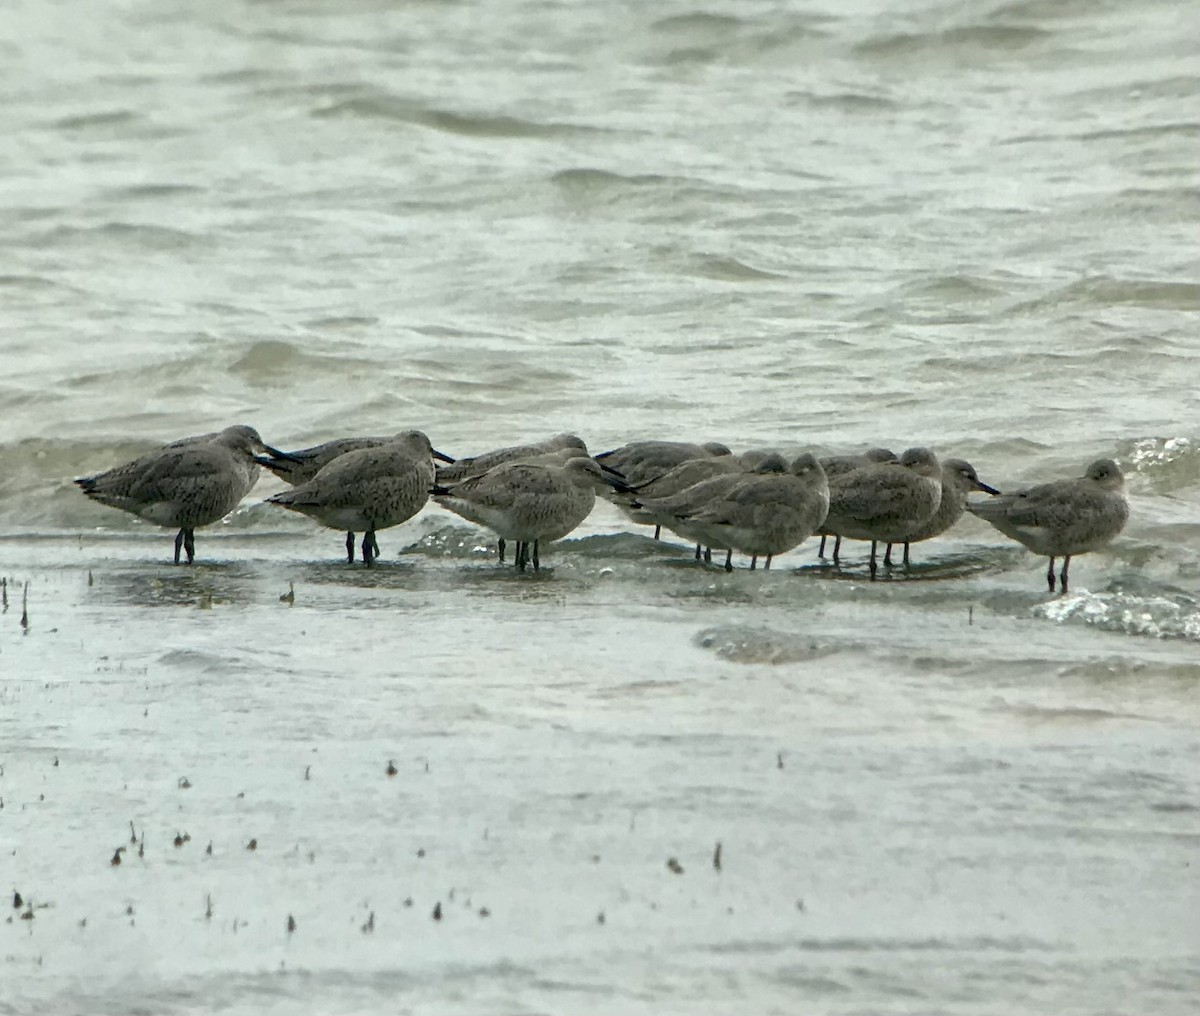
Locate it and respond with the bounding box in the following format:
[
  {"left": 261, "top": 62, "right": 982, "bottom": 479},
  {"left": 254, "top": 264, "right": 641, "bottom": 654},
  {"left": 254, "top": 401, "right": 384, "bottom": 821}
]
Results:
[
  {"left": 966, "top": 458, "right": 1128, "bottom": 592},
  {"left": 266, "top": 431, "right": 439, "bottom": 566}
]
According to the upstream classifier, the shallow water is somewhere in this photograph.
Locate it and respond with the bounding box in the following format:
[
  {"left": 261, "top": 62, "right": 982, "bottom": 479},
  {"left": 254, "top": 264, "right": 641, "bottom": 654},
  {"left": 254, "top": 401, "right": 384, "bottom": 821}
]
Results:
[{"left": 2, "top": 0, "right": 1199, "bottom": 1011}]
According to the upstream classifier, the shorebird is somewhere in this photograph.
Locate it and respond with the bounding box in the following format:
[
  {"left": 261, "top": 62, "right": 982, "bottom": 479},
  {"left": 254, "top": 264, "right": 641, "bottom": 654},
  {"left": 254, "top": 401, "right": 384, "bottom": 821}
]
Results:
[
  {"left": 966, "top": 458, "right": 1128, "bottom": 593},
  {"left": 674, "top": 453, "right": 830, "bottom": 570},
  {"left": 257, "top": 432, "right": 454, "bottom": 562},
  {"left": 820, "top": 447, "right": 943, "bottom": 576},
  {"left": 632, "top": 454, "right": 789, "bottom": 569},
  {"left": 431, "top": 456, "right": 620, "bottom": 572},
  {"left": 265, "top": 431, "right": 446, "bottom": 565},
  {"left": 816, "top": 448, "right": 897, "bottom": 558},
  {"left": 884, "top": 458, "right": 1000, "bottom": 566},
  {"left": 75, "top": 425, "right": 292, "bottom": 563}
]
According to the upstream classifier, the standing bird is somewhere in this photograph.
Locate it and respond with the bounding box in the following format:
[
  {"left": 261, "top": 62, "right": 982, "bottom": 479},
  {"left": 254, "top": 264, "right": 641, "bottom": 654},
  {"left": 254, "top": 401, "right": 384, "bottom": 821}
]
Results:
[
  {"left": 594, "top": 440, "right": 732, "bottom": 487},
  {"left": 256, "top": 432, "right": 455, "bottom": 562},
  {"left": 675, "top": 453, "right": 830, "bottom": 570},
  {"left": 821, "top": 447, "right": 944, "bottom": 576},
  {"left": 75, "top": 425, "right": 292, "bottom": 563},
  {"left": 816, "top": 448, "right": 897, "bottom": 558},
  {"left": 966, "top": 458, "right": 1128, "bottom": 593},
  {"left": 431, "top": 456, "right": 619, "bottom": 572},
  {"left": 632, "top": 454, "right": 790, "bottom": 570},
  {"left": 265, "top": 431, "right": 445, "bottom": 566},
  {"left": 607, "top": 451, "right": 764, "bottom": 551},
  {"left": 885, "top": 458, "right": 1000, "bottom": 566},
  {"left": 434, "top": 433, "right": 588, "bottom": 484}
]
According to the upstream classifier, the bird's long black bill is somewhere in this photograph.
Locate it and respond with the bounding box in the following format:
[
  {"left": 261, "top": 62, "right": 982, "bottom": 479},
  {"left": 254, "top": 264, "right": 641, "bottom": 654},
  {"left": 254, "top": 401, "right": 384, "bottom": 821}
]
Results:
[
  {"left": 264, "top": 445, "right": 304, "bottom": 463},
  {"left": 975, "top": 481, "right": 1002, "bottom": 496},
  {"left": 433, "top": 449, "right": 456, "bottom": 464}
]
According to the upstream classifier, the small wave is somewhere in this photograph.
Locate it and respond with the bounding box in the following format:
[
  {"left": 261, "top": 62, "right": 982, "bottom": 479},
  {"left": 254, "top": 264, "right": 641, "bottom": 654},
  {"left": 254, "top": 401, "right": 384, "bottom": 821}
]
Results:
[
  {"left": 690, "top": 255, "right": 787, "bottom": 282},
  {"left": 711, "top": 933, "right": 1052, "bottom": 955},
  {"left": 25, "top": 221, "right": 201, "bottom": 252},
  {"left": 1119, "top": 437, "right": 1198, "bottom": 494},
  {"left": 855, "top": 23, "right": 1052, "bottom": 59},
  {"left": 53, "top": 109, "right": 139, "bottom": 131},
  {"left": 786, "top": 89, "right": 899, "bottom": 113},
  {"left": 313, "top": 93, "right": 592, "bottom": 138},
  {"left": 101, "top": 183, "right": 206, "bottom": 201},
  {"left": 694, "top": 625, "right": 839, "bottom": 665},
  {"left": 227, "top": 339, "right": 377, "bottom": 380},
  {"left": 1033, "top": 589, "right": 1200, "bottom": 642},
  {"left": 650, "top": 13, "right": 747, "bottom": 34},
  {"left": 1008, "top": 276, "right": 1200, "bottom": 314}
]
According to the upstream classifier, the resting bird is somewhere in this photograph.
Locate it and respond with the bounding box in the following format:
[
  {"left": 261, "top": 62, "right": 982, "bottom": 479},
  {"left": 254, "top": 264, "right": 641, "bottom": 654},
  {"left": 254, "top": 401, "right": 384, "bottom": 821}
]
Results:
[
  {"left": 257, "top": 432, "right": 454, "bottom": 562},
  {"left": 966, "top": 458, "right": 1128, "bottom": 593},
  {"left": 884, "top": 458, "right": 1000, "bottom": 566},
  {"left": 431, "top": 456, "right": 622, "bottom": 572},
  {"left": 76, "top": 425, "right": 292, "bottom": 564},
  {"left": 820, "top": 447, "right": 943, "bottom": 576},
  {"left": 265, "top": 431, "right": 446, "bottom": 566}
]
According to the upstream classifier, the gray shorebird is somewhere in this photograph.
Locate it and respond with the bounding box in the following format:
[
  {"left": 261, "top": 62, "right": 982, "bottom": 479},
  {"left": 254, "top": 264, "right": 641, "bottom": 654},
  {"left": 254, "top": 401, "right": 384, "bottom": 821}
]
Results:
[
  {"left": 434, "top": 433, "right": 587, "bottom": 485},
  {"left": 431, "top": 456, "right": 620, "bottom": 572},
  {"left": 674, "top": 453, "right": 830, "bottom": 570},
  {"left": 75, "top": 425, "right": 292, "bottom": 563},
  {"left": 608, "top": 451, "right": 767, "bottom": 550},
  {"left": 816, "top": 448, "right": 897, "bottom": 558},
  {"left": 257, "top": 432, "right": 454, "bottom": 562},
  {"left": 820, "top": 447, "right": 943, "bottom": 576},
  {"left": 594, "top": 440, "right": 732, "bottom": 487},
  {"left": 885, "top": 458, "right": 1000, "bottom": 566},
  {"left": 265, "top": 430, "right": 446, "bottom": 566},
  {"left": 632, "top": 454, "right": 789, "bottom": 570},
  {"left": 433, "top": 434, "right": 600, "bottom": 561},
  {"left": 966, "top": 458, "right": 1128, "bottom": 593}
]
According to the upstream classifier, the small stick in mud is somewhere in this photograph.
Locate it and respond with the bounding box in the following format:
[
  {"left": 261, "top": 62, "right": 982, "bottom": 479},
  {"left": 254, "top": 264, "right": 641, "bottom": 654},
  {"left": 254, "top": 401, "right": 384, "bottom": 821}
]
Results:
[
  {"left": 713, "top": 841, "right": 722, "bottom": 872},
  {"left": 287, "top": 914, "right": 296, "bottom": 934},
  {"left": 110, "top": 847, "right": 125, "bottom": 867}
]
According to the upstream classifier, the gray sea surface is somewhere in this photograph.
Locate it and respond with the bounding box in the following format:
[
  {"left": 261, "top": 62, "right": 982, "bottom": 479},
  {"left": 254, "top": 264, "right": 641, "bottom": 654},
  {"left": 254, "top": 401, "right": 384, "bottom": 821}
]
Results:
[{"left": 2, "top": 0, "right": 1198, "bottom": 1012}]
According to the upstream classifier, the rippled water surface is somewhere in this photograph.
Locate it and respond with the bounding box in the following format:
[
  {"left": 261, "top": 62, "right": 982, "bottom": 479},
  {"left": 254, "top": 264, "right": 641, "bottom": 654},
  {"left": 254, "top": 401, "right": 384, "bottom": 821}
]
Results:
[{"left": 2, "top": 0, "right": 1198, "bottom": 1012}]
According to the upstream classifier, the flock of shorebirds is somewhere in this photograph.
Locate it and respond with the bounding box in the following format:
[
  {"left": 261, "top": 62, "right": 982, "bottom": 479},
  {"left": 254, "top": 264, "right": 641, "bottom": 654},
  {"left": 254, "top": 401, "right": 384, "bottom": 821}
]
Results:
[{"left": 74, "top": 426, "right": 1130, "bottom": 593}]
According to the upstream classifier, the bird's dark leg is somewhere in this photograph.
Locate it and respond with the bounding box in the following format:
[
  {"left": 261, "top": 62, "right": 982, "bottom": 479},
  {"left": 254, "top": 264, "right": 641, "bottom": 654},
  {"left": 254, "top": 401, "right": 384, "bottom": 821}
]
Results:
[
  {"left": 516, "top": 542, "right": 527, "bottom": 572},
  {"left": 1059, "top": 556, "right": 1071, "bottom": 594},
  {"left": 362, "top": 531, "right": 375, "bottom": 567},
  {"left": 869, "top": 541, "right": 878, "bottom": 578},
  {"left": 903, "top": 541, "right": 911, "bottom": 568},
  {"left": 346, "top": 531, "right": 355, "bottom": 564},
  {"left": 183, "top": 529, "right": 195, "bottom": 564},
  {"left": 818, "top": 535, "right": 827, "bottom": 558},
  {"left": 750, "top": 555, "right": 757, "bottom": 570},
  {"left": 723, "top": 549, "right": 733, "bottom": 573},
  {"left": 832, "top": 535, "right": 842, "bottom": 563},
  {"left": 884, "top": 543, "right": 895, "bottom": 567},
  {"left": 1046, "top": 556, "right": 1056, "bottom": 592},
  {"left": 532, "top": 540, "right": 540, "bottom": 572},
  {"left": 703, "top": 547, "right": 712, "bottom": 564},
  {"left": 654, "top": 525, "right": 661, "bottom": 541},
  {"left": 764, "top": 555, "right": 772, "bottom": 570},
  {"left": 694, "top": 543, "right": 702, "bottom": 561},
  {"left": 174, "top": 529, "right": 185, "bottom": 564},
  {"left": 498, "top": 538, "right": 506, "bottom": 563},
  {"left": 372, "top": 533, "right": 381, "bottom": 557}
]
